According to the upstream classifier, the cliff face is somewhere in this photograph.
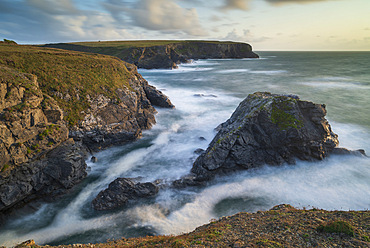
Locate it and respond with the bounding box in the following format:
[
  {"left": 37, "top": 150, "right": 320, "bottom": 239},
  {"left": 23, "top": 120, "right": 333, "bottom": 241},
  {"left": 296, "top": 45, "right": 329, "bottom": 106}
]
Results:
[
  {"left": 42, "top": 41, "right": 259, "bottom": 69},
  {"left": 0, "top": 44, "right": 173, "bottom": 215},
  {"left": 123, "top": 42, "right": 259, "bottom": 69}
]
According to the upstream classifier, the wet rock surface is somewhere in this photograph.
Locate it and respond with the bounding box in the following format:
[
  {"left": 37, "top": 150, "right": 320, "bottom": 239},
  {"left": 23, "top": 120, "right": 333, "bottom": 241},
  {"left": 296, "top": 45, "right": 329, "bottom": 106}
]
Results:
[
  {"left": 92, "top": 178, "right": 159, "bottom": 211},
  {"left": 0, "top": 61, "right": 173, "bottom": 216},
  {"left": 190, "top": 92, "right": 366, "bottom": 181}
]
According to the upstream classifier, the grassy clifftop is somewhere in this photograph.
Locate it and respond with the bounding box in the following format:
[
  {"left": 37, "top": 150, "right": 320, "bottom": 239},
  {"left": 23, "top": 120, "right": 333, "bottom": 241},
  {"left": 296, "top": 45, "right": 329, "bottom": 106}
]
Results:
[
  {"left": 43, "top": 40, "right": 258, "bottom": 69},
  {"left": 0, "top": 43, "right": 133, "bottom": 125}
]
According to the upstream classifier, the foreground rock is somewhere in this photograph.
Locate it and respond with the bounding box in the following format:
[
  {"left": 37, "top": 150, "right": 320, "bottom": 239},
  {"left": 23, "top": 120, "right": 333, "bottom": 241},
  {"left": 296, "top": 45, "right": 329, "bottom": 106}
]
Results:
[
  {"left": 190, "top": 92, "right": 365, "bottom": 181},
  {"left": 92, "top": 178, "right": 159, "bottom": 211},
  {"left": 0, "top": 139, "right": 87, "bottom": 214}
]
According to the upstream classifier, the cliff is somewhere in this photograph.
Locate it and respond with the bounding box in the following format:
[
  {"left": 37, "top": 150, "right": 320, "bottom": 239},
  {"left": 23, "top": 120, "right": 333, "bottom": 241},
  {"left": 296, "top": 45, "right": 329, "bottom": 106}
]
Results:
[
  {"left": 0, "top": 43, "right": 173, "bottom": 215},
  {"left": 42, "top": 40, "right": 259, "bottom": 69}
]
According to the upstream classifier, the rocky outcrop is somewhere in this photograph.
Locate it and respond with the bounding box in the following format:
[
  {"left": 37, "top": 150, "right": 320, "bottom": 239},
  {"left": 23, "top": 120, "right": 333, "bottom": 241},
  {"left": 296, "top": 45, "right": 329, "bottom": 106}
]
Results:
[
  {"left": 69, "top": 65, "right": 174, "bottom": 151},
  {"left": 0, "top": 66, "right": 69, "bottom": 171},
  {"left": 0, "top": 138, "right": 87, "bottom": 213},
  {"left": 92, "top": 178, "right": 159, "bottom": 211},
  {"left": 43, "top": 41, "right": 259, "bottom": 69},
  {"left": 189, "top": 92, "right": 365, "bottom": 181},
  {"left": 0, "top": 57, "right": 173, "bottom": 215},
  {"left": 0, "top": 66, "right": 88, "bottom": 214}
]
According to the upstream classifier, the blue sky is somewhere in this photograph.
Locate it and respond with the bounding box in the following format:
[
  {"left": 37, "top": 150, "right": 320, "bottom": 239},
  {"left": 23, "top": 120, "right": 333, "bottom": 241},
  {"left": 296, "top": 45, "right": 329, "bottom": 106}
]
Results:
[{"left": 0, "top": 0, "right": 369, "bottom": 50}]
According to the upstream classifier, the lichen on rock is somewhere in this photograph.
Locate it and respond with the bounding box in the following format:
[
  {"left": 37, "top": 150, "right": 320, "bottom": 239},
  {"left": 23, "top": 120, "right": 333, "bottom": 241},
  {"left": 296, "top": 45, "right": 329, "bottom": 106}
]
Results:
[{"left": 190, "top": 92, "right": 364, "bottom": 181}]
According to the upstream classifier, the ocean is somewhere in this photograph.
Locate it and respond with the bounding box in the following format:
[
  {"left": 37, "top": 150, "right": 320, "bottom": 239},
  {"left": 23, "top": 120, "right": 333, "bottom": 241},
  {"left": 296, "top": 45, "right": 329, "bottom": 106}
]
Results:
[{"left": 1, "top": 52, "right": 369, "bottom": 246}]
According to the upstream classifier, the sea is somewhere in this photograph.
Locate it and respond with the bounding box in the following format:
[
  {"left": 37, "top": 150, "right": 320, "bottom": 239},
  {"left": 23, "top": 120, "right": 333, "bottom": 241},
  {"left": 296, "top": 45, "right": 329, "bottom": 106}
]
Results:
[{"left": 1, "top": 52, "right": 370, "bottom": 246}]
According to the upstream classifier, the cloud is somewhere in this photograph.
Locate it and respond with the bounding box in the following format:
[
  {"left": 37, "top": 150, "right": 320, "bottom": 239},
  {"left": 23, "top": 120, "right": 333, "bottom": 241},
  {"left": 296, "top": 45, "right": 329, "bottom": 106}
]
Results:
[
  {"left": 0, "top": 0, "right": 137, "bottom": 43},
  {"left": 221, "top": 28, "right": 270, "bottom": 43},
  {"left": 219, "top": 0, "right": 334, "bottom": 11},
  {"left": 104, "top": 0, "right": 207, "bottom": 36},
  {"left": 265, "top": 0, "right": 334, "bottom": 5},
  {"left": 221, "top": 0, "right": 251, "bottom": 11}
]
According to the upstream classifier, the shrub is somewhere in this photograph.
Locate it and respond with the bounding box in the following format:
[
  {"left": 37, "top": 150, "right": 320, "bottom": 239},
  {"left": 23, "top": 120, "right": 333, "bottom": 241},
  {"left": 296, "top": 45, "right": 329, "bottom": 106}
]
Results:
[{"left": 317, "top": 221, "right": 355, "bottom": 237}]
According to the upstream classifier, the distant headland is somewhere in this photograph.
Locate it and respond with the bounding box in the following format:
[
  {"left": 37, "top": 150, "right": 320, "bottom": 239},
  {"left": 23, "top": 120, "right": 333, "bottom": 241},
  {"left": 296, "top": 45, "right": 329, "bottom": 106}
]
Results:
[{"left": 42, "top": 40, "right": 259, "bottom": 69}]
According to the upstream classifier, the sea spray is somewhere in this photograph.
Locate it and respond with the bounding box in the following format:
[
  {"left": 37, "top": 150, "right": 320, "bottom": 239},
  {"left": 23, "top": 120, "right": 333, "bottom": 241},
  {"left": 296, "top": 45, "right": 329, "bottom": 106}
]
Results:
[{"left": 1, "top": 53, "right": 369, "bottom": 246}]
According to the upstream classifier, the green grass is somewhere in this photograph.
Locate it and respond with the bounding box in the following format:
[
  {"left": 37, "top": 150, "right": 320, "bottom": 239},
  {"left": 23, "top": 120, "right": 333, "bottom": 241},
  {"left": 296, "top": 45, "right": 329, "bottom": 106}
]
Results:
[
  {"left": 68, "top": 40, "right": 240, "bottom": 48},
  {"left": 317, "top": 221, "right": 355, "bottom": 237},
  {"left": 0, "top": 43, "right": 133, "bottom": 126}
]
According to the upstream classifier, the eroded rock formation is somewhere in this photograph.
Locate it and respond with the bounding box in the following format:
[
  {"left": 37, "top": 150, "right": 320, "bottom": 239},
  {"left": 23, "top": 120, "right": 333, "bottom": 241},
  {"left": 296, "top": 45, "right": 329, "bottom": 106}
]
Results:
[
  {"left": 189, "top": 92, "right": 365, "bottom": 181},
  {"left": 92, "top": 178, "right": 159, "bottom": 211}
]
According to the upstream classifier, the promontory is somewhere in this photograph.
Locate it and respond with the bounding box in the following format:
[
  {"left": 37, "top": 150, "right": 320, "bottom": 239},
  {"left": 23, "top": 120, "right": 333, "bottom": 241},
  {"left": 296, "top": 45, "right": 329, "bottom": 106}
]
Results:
[{"left": 42, "top": 40, "right": 259, "bottom": 69}]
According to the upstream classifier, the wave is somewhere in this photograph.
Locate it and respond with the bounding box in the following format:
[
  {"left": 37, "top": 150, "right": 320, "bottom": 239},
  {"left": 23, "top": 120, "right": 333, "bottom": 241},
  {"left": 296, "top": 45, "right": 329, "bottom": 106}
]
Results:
[
  {"left": 300, "top": 81, "right": 369, "bottom": 89},
  {"left": 248, "top": 70, "right": 287, "bottom": 75},
  {"left": 215, "top": 69, "right": 250, "bottom": 74}
]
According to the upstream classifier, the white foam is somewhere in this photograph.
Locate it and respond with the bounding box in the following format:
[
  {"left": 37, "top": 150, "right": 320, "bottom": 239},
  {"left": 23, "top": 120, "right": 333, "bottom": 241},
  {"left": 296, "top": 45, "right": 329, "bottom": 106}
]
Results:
[
  {"left": 215, "top": 69, "right": 250, "bottom": 74},
  {"left": 249, "top": 70, "right": 287, "bottom": 74}
]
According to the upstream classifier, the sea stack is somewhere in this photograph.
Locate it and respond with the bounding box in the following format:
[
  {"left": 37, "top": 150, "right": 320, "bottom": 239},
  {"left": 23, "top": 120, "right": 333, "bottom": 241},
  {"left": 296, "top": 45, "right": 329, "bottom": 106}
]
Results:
[{"left": 190, "top": 92, "right": 364, "bottom": 181}]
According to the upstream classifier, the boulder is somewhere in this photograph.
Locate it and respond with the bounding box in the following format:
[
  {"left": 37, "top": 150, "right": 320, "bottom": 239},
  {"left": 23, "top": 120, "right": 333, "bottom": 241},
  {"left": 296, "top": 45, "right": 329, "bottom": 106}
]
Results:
[
  {"left": 92, "top": 178, "right": 159, "bottom": 211},
  {"left": 144, "top": 85, "right": 174, "bottom": 108},
  {"left": 191, "top": 92, "right": 363, "bottom": 181}
]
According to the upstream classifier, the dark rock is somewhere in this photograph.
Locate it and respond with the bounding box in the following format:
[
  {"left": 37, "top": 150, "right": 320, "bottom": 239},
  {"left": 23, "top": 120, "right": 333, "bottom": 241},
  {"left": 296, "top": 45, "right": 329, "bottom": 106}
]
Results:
[
  {"left": 194, "top": 148, "right": 205, "bottom": 155},
  {"left": 144, "top": 85, "right": 174, "bottom": 108},
  {"left": 91, "top": 156, "right": 98, "bottom": 163},
  {"left": 69, "top": 67, "right": 174, "bottom": 152},
  {"left": 0, "top": 139, "right": 87, "bottom": 213},
  {"left": 92, "top": 178, "right": 159, "bottom": 211},
  {"left": 172, "top": 175, "right": 207, "bottom": 189},
  {"left": 199, "top": 137, "right": 206, "bottom": 141},
  {"left": 191, "top": 92, "right": 364, "bottom": 181},
  {"left": 332, "top": 148, "right": 367, "bottom": 156}
]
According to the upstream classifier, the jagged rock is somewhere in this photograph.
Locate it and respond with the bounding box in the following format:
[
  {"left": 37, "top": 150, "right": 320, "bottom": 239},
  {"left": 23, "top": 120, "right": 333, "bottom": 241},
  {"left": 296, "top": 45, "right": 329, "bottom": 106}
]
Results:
[
  {"left": 0, "top": 66, "right": 69, "bottom": 171},
  {"left": 191, "top": 92, "right": 365, "bottom": 181},
  {"left": 0, "top": 139, "right": 87, "bottom": 213},
  {"left": 144, "top": 85, "right": 174, "bottom": 108},
  {"left": 69, "top": 67, "right": 173, "bottom": 151},
  {"left": 92, "top": 178, "right": 159, "bottom": 211},
  {"left": 91, "top": 156, "right": 98, "bottom": 163},
  {"left": 194, "top": 148, "right": 205, "bottom": 155}
]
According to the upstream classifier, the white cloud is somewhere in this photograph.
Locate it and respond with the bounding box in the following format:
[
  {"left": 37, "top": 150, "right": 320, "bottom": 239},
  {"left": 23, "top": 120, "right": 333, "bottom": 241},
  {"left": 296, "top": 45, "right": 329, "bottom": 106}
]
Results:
[
  {"left": 221, "top": 28, "right": 270, "bottom": 43},
  {"left": 221, "top": 0, "right": 251, "bottom": 11},
  {"left": 118, "top": 0, "right": 207, "bottom": 36}
]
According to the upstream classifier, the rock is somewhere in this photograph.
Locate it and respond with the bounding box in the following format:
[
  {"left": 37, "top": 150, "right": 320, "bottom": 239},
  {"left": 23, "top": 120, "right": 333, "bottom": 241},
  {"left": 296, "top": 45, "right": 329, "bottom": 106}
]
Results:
[
  {"left": 91, "top": 156, "right": 98, "bottom": 163},
  {"left": 92, "top": 178, "right": 159, "bottom": 211},
  {"left": 191, "top": 92, "right": 363, "bottom": 181},
  {"left": 172, "top": 175, "right": 207, "bottom": 189},
  {"left": 69, "top": 67, "right": 174, "bottom": 151},
  {"left": 0, "top": 139, "right": 87, "bottom": 213},
  {"left": 194, "top": 148, "right": 205, "bottom": 155},
  {"left": 144, "top": 85, "right": 174, "bottom": 108}
]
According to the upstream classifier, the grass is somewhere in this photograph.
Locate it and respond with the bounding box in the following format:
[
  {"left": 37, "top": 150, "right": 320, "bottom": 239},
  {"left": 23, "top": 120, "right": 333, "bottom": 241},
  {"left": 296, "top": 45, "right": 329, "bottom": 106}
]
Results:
[
  {"left": 317, "top": 220, "right": 355, "bottom": 236},
  {"left": 0, "top": 43, "right": 133, "bottom": 126},
  {"left": 63, "top": 40, "right": 240, "bottom": 48}
]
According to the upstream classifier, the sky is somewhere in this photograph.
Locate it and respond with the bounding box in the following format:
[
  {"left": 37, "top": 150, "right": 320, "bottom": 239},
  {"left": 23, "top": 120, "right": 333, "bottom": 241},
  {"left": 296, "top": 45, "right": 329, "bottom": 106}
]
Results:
[{"left": 0, "top": 0, "right": 369, "bottom": 51}]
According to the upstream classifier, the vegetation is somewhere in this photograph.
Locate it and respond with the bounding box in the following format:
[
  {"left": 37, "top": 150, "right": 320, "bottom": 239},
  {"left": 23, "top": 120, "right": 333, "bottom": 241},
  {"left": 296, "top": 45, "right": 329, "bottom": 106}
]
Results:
[
  {"left": 270, "top": 99, "right": 303, "bottom": 130},
  {"left": 317, "top": 220, "right": 355, "bottom": 236},
  {"left": 0, "top": 43, "right": 133, "bottom": 125},
  {"left": 16, "top": 205, "right": 369, "bottom": 248}
]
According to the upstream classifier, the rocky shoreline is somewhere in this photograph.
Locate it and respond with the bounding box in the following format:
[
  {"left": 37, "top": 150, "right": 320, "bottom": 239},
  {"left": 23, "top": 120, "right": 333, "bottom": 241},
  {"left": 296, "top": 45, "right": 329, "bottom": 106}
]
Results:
[{"left": 0, "top": 44, "right": 174, "bottom": 220}]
